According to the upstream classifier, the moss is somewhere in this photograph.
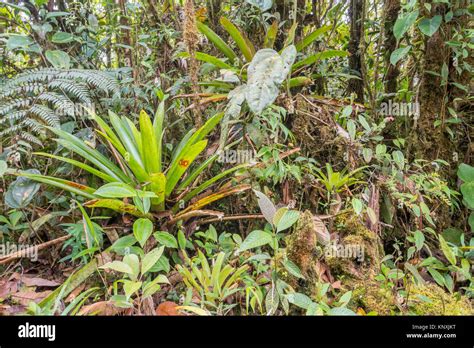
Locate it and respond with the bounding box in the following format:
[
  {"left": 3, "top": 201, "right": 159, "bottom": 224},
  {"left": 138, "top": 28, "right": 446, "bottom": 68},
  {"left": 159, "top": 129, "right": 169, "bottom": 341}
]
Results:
[
  {"left": 286, "top": 210, "right": 319, "bottom": 276},
  {"left": 350, "top": 280, "right": 399, "bottom": 315},
  {"left": 407, "top": 283, "right": 473, "bottom": 315},
  {"left": 324, "top": 213, "right": 383, "bottom": 279}
]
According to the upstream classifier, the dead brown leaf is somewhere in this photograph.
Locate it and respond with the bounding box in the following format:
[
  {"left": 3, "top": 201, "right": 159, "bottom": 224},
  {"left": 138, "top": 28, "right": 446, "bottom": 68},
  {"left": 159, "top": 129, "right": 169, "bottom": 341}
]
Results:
[{"left": 156, "top": 301, "right": 182, "bottom": 316}]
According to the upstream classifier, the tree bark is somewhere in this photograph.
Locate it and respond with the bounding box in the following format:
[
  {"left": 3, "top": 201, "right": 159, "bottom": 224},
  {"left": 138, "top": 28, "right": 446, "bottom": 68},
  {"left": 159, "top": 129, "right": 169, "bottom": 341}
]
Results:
[
  {"left": 416, "top": 1, "right": 448, "bottom": 160},
  {"left": 347, "top": 0, "right": 365, "bottom": 103},
  {"left": 383, "top": 0, "right": 401, "bottom": 96}
]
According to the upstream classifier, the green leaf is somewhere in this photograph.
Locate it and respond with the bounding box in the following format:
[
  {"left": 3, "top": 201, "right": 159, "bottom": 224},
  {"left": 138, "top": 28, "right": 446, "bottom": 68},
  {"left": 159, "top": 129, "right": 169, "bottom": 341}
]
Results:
[
  {"left": 94, "top": 182, "right": 137, "bottom": 198},
  {"left": 220, "top": 16, "right": 255, "bottom": 62},
  {"left": 245, "top": 46, "right": 296, "bottom": 114},
  {"left": 428, "top": 268, "right": 445, "bottom": 287},
  {"left": 283, "top": 259, "right": 305, "bottom": 279},
  {"left": 141, "top": 246, "right": 165, "bottom": 275},
  {"left": 328, "top": 307, "right": 356, "bottom": 315},
  {"left": 0, "top": 160, "right": 8, "bottom": 177},
  {"left": 122, "top": 279, "right": 142, "bottom": 299},
  {"left": 133, "top": 218, "right": 154, "bottom": 248},
  {"left": 6, "top": 35, "right": 34, "bottom": 50},
  {"left": 178, "top": 230, "right": 186, "bottom": 250},
  {"left": 123, "top": 254, "right": 140, "bottom": 279},
  {"left": 245, "top": 0, "right": 272, "bottom": 12},
  {"left": 196, "top": 21, "right": 236, "bottom": 62},
  {"left": 414, "top": 230, "right": 425, "bottom": 251},
  {"left": 45, "top": 50, "right": 71, "bottom": 68},
  {"left": 276, "top": 210, "right": 300, "bottom": 232},
  {"left": 295, "top": 25, "right": 332, "bottom": 51},
  {"left": 254, "top": 190, "right": 277, "bottom": 225},
  {"left": 352, "top": 198, "right": 363, "bottom": 215},
  {"left": 153, "top": 231, "right": 178, "bottom": 248},
  {"left": 461, "top": 182, "right": 474, "bottom": 209},
  {"left": 5, "top": 170, "right": 41, "bottom": 208},
  {"left": 51, "top": 31, "right": 74, "bottom": 43},
  {"left": 238, "top": 230, "right": 273, "bottom": 252},
  {"left": 390, "top": 46, "right": 411, "bottom": 65},
  {"left": 286, "top": 293, "right": 312, "bottom": 309},
  {"left": 418, "top": 15, "right": 442, "bottom": 37},
  {"left": 111, "top": 235, "right": 137, "bottom": 252},
  {"left": 438, "top": 234, "right": 456, "bottom": 266},
  {"left": 100, "top": 261, "right": 133, "bottom": 274},
  {"left": 458, "top": 163, "right": 474, "bottom": 183},
  {"left": 292, "top": 50, "right": 348, "bottom": 70},
  {"left": 393, "top": 10, "right": 419, "bottom": 41}
]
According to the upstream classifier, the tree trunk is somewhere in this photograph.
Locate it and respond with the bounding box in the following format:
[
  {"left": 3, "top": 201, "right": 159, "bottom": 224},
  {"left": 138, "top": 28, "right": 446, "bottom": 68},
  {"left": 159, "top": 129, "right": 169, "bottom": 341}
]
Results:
[
  {"left": 347, "top": 0, "right": 365, "bottom": 103},
  {"left": 416, "top": 1, "right": 448, "bottom": 160},
  {"left": 383, "top": 0, "right": 400, "bottom": 96}
]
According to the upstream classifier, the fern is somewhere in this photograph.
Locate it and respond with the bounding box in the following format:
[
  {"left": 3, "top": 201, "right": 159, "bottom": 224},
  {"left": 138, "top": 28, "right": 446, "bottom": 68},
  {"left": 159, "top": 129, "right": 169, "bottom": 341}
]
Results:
[{"left": 0, "top": 68, "right": 120, "bottom": 146}]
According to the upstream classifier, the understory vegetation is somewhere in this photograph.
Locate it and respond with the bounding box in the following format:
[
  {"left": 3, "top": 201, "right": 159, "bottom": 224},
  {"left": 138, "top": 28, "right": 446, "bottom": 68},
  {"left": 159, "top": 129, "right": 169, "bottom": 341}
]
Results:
[{"left": 0, "top": 0, "right": 472, "bottom": 316}]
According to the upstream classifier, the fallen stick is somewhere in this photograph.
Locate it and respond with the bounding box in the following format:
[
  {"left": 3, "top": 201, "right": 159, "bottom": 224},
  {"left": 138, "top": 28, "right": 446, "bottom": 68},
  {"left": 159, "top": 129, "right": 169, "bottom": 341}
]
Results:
[{"left": 0, "top": 234, "right": 72, "bottom": 265}]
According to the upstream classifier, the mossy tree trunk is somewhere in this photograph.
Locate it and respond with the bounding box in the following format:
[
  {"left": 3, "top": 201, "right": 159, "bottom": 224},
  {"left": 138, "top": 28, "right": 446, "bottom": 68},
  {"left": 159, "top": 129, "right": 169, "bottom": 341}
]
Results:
[{"left": 347, "top": 0, "right": 365, "bottom": 103}]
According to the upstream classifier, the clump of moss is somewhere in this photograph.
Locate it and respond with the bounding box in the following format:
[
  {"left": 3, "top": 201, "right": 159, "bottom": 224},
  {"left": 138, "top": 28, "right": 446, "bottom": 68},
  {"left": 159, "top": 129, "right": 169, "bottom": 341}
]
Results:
[
  {"left": 350, "top": 280, "right": 399, "bottom": 315},
  {"left": 407, "top": 283, "right": 473, "bottom": 315},
  {"left": 286, "top": 210, "right": 319, "bottom": 276},
  {"left": 325, "top": 213, "right": 383, "bottom": 279}
]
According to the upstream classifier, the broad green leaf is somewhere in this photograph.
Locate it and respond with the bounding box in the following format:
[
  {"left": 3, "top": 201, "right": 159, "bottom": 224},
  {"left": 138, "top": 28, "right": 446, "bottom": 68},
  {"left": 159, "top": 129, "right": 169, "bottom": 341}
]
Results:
[
  {"left": 51, "top": 31, "right": 74, "bottom": 43},
  {"left": 418, "top": 15, "right": 442, "bottom": 37},
  {"left": 458, "top": 163, "right": 474, "bottom": 183},
  {"left": 122, "top": 279, "right": 142, "bottom": 298},
  {"left": 393, "top": 10, "right": 419, "bottom": 40},
  {"left": 414, "top": 230, "right": 425, "bottom": 251},
  {"left": 254, "top": 190, "right": 277, "bottom": 225},
  {"left": 95, "top": 182, "right": 137, "bottom": 198},
  {"left": 45, "top": 50, "right": 71, "bottom": 69},
  {"left": 154, "top": 231, "right": 178, "bottom": 248},
  {"left": 111, "top": 235, "right": 137, "bottom": 252},
  {"left": 283, "top": 259, "right": 305, "bottom": 279},
  {"left": 238, "top": 230, "right": 273, "bottom": 252},
  {"left": 461, "top": 182, "right": 474, "bottom": 209},
  {"left": 286, "top": 293, "right": 312, "bottom": 309},
  {"left": 141, "top": 246, "right": 165, "bottom": 274},
  {"left": 100, "top": 261, "right": 133, "bottom": 274},
  {"left": 123, "top": 254, "right": 140, "bottom": 280},
  {"left": 390, "top": 46, "right": 411, "bottom": 65},
  {"left": 276, "top": 210, "right": 300, "bottom": 232},
  {"left": 133, "top": 218, "right": 154, "bottom": 247},
  {"left": 5, "top": 170, "right": 41, "bottom": 208},
  {"left": 245, "top": 46, "right": 296, "bottom": 113}
]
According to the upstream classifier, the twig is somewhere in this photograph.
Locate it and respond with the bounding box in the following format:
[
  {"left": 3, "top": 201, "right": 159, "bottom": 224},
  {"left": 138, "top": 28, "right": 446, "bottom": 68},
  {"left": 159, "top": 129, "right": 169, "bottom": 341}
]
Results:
[{"left": 0, "top": 235, "right": 72, "bottom": 265}]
